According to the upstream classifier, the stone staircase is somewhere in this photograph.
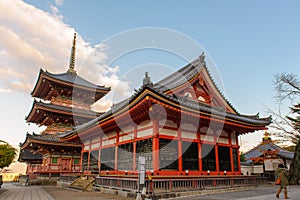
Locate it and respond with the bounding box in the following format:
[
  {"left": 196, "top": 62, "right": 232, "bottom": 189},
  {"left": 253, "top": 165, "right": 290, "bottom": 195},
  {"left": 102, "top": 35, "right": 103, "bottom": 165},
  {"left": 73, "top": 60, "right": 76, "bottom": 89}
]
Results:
[{"left": 69, "top": 175, "right": 95, "bottom": 191}]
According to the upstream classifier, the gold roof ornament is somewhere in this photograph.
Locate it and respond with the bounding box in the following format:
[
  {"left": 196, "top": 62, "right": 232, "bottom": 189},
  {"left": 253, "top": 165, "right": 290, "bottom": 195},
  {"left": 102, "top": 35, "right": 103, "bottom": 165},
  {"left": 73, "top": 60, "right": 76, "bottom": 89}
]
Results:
[
  {"left": 68, "top": 32, "right": 77, "bottom": 74},
  {"left": 263, "top": 131, "right": 271, "bottom": 141}
]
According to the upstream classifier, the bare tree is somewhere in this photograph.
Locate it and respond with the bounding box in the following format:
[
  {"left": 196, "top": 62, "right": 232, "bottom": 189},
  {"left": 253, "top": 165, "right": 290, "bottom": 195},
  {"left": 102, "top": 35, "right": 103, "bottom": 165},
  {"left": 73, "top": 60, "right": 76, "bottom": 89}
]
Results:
[{"left": 273, "top": 73, "right": 300, "bottom": 185}]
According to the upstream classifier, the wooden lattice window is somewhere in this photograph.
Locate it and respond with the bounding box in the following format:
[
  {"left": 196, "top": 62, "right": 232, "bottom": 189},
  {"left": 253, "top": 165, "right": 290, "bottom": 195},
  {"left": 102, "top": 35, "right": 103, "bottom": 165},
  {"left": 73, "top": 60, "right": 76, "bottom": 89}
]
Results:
[
  {"left": 51, "top": 157, "right": 58, "bottom": 164},
  {"left": 202, "top": 144, "right": 216, "bottom": 171},
  {"left": 232, "top": 148, "right": 239, "bottom": 171},
  {"left": 218, "top": 146, "right": 231, "bottom": 171},
  {"left": 159, "top": 139, "right": 178, "bottom": 170},
  {"left": 100, "top": 147, "right": 115, "bottom": 171},
  {"left": 73, "top": 158, "right": 79, "bottom": 165},
  {"left": 182, "top": 142, "right": 199, "bottom": 170}
]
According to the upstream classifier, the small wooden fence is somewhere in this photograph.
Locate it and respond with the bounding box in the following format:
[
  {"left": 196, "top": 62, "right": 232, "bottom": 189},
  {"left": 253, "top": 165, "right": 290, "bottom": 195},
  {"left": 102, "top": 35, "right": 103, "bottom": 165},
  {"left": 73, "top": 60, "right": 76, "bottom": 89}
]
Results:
[{"left": 94, "top": 176, "right": 269, "bottom": 194}]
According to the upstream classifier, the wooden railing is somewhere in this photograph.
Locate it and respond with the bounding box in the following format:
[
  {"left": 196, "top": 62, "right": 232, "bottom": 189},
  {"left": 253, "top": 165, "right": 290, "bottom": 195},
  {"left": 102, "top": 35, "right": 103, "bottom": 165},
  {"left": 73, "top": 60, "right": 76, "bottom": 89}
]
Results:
[
  {"left": 29, "top": 164, "right": 80, "bottom": 173},
  {"left": 94, "top": 176, "right": 269, "bottom": 194},
  {"left": 95, "top": 176, "right": 138, "bottom": 191}
]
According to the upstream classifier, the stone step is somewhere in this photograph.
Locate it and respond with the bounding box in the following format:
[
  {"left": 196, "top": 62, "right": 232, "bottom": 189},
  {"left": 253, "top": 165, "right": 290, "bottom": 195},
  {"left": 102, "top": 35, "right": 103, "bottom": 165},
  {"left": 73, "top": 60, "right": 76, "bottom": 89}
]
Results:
[{"left": 69, "top": 175, "right": 95, "bottom": 191}]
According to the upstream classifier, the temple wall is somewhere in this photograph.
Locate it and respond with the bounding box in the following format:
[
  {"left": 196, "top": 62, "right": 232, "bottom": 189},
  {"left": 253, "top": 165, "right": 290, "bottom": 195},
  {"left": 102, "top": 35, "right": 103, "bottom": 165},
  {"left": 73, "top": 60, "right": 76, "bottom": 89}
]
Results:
[{"left": 80, "top": 118, "right": 241, "bottom": 176}]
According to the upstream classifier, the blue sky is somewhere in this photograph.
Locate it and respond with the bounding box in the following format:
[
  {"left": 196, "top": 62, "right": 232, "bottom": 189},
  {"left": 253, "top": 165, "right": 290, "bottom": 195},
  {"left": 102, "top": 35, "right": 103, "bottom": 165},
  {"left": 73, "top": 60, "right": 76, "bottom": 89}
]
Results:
[{"left": 0, "top": 0, "right": 299, "bottom": 151}]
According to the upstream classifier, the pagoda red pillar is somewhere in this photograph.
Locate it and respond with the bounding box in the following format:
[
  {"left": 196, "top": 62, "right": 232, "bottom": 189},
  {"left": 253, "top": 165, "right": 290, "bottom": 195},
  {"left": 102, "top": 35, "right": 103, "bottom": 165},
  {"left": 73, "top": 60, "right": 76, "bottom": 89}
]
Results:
[
  {"left": 80, "top": 146, "right": 83, "bottom": 172},
  {"left": 87, "top": 150, "right": 90, "bottom": 172}
]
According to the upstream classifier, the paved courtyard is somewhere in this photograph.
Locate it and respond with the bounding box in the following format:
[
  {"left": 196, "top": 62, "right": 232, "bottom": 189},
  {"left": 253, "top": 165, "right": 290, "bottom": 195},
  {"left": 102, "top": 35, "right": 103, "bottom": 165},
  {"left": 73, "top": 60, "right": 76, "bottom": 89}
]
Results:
[
  {"left": 0, "top": 183, "right": 53, "bottom": 200},
  {"left": 172, "top": 185, "right": 300, "bottom": 200},
  {"left": 1, "top": 183, "right": 300, "bottom": 200},
  {"left": 0, "top": 183, "right": 130, "bottom": 200}
]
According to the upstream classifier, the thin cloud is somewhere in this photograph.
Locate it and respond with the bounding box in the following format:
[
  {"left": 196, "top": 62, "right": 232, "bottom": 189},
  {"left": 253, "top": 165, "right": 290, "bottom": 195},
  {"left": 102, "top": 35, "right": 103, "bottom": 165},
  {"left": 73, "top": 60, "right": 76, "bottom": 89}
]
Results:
[
  {"left": 0, "top": 88, "right": 13, "bottom": 94},
  {"left": 55, "top": 0, "right": 64, "bottom": 6},
  {"left": 0, "top": 0, "right": 131, "bottom": 111}
]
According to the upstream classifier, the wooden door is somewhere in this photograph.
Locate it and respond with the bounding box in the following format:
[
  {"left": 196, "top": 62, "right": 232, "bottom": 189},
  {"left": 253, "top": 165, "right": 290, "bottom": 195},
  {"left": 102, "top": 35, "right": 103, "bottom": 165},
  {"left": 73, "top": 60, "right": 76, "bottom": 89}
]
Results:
[{"left": 61, "top": 159, "right": 71, "bottom": 171}]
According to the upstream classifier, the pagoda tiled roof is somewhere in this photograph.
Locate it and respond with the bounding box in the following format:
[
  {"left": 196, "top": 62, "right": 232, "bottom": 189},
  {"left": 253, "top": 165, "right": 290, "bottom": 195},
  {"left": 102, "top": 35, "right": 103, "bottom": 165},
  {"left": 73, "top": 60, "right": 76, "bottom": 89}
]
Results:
[
  {"left": 20, "top": 133, "right": 81, "bottom": 148},
  {"left": 43, "top": 70, "right": 110, "bottom": 91},
  {"left": 26, "top": 100, "right": 100, "bottom": 124},
  {"left": 18, "top": 149, "right": 42, "bottom": 162},
  {"left": 60, "top": 84, "right": 271, "bottom": 139},
  {"left": 35, "top": 101, "right": 99, "bottom": 117},
  {"left": 242, "top": 140, "right": 294, "bottom": 165},
  {"left": 31, "top": 69, "right": 110, "bottom": 100}
]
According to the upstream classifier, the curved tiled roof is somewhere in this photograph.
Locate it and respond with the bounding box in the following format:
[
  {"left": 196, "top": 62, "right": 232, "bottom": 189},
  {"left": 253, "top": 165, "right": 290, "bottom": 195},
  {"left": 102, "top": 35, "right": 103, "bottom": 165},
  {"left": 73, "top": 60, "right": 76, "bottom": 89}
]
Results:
[
  {"left": 33, "top": 100, "right": 99, "bottom": 117},
  {"left": 26, "top": 100, "right": 101, "bottom": 125},
  {"left": 43, "top": 70, "right": 110, "bottom": 91},
  {"left": 243, "top": 140, "right": 294, "bottom": 165},
  {"left": 60, "top": 56, "right": 271, "bottom": 139},
  {"left": 154, "top": 57, "right": 239, "bottom": 114},
  {"left": 31, "top": 69, "right": 111, "bottom": 101},
  {"left": 21, "top": 133, "right": 81, "bottom": 147},
  {"left": 18, "top": 149, "right": 42, "bottom": 161},
  {"left": 60, "top": 84, "right": 271, "bottom": 139}
]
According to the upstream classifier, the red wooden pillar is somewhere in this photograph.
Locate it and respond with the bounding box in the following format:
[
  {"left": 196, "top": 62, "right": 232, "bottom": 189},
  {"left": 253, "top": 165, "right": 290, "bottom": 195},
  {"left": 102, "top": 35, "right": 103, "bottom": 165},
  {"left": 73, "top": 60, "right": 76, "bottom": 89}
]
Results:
[
  {"left": 60, "top": 154, "right": 62, "bottom": 172},
  {"left": 198, "top": 143, "right": 202, "bottom": 172},
  {"left": 197, "top": 130, "right": 202, "bottom": 172},
  {"left": 115, "top": 129, "right": 119, "bottom": 171},
  {"left": 87, "top": 151, "right": 90, "bottom": 171},
  {"left": 80, "top": 144, "right": 84, "bottom": 173},
  {"left": 215, "top": 145, "right": 219, "bottom": 173},
  {"left": 236, "top": 133, "right": 241, "bottom": 174},
  {"left": 228, "top": 132, "right": 234, "bottom": 173},
  {"left": 177, "top": 125, "right": 183, "bottom": 174},
  {"left": 70, "top": 157, "right": 73, "bottom": 171},
  {"left": 98, "top": 136, "right": 102, "bottom": 174},
  {"left": 132, "top": 125, "right": 137, "bottom": 171},
  {"left": 230, "top": 147, "right": 234, "bottom": 173},
  {"left": 152, "top": 120, "right": 159, "bottom": 174}
]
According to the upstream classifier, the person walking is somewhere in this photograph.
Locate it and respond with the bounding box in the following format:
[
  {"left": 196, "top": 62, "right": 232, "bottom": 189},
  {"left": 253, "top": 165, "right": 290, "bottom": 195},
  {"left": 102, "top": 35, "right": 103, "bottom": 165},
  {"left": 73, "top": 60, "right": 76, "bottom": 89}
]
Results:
[{"left": 275, "top": 163, "right": 289, "bottom": 199}]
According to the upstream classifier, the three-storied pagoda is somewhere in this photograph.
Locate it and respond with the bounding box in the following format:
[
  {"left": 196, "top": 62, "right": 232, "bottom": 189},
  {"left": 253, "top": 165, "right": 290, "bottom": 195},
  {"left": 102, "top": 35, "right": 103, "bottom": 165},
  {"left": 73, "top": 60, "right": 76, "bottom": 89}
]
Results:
[
  {"left": 60, "top": 53, "right": 271, "bottom": 177},
  {"left": 19, "top": 33, "right": 110, "bottom": 178}
]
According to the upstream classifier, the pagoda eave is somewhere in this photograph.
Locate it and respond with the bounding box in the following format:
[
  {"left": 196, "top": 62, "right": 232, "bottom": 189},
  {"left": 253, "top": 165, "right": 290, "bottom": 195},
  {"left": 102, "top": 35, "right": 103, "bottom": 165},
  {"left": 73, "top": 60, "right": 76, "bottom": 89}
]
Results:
[
  {"left": 26, "top": 101, "right": 97, "bottom": 125},
  {"left": 20, "top": 137, "right": 82, "bottom": 150},
  {"left": 31, "top": 69, "right": 110, "bottom": 101}
]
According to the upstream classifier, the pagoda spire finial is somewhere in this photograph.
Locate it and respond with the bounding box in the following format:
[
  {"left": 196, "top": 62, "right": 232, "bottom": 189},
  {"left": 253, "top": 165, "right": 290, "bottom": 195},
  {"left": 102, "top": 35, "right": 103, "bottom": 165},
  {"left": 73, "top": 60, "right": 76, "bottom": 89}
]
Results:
[
  {"left": 262, "top": 131, "right": 271, "bottom": 142},
  {"left": 68, "top": 32, "right": 77, "bottom": 74}
]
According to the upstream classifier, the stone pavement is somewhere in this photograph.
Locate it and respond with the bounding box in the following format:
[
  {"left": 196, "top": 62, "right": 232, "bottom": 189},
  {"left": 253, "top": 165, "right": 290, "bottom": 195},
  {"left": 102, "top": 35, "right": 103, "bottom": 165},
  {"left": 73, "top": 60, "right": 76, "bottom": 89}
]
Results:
[
  {"left": 1, "top": 183, "right": 300, "bottom": 200},
  {"left": 0, "top": 183, "right": 130, "bottom": 200},
  {"left": 171, "top": 185, "right": 300, "bottom": 200},
  {"left": 0, "top": 183, "right": 54, "bottom": 200}
]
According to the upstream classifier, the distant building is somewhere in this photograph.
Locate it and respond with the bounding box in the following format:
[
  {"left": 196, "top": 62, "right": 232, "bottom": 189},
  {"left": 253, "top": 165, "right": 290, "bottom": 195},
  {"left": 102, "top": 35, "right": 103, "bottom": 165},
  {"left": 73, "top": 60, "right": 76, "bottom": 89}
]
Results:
[{"left": 241, "top": 132, "right": 294, "bottom": 180}]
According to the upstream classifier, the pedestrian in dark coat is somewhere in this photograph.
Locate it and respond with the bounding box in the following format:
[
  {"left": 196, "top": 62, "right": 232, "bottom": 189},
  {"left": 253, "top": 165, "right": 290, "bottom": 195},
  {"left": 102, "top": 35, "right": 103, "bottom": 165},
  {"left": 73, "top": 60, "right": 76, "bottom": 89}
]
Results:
[{"left": 276, "top": 163, "right": 289, "bottom": 199}]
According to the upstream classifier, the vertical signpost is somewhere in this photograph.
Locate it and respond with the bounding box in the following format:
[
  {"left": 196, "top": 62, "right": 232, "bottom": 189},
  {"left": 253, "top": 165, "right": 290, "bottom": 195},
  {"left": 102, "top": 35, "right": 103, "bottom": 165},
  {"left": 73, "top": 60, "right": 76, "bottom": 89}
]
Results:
[{"left": 136, "top": 156, "right": 146, "bottom": 200}]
